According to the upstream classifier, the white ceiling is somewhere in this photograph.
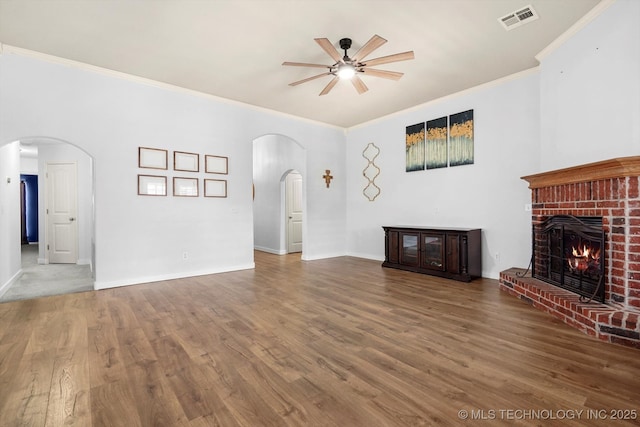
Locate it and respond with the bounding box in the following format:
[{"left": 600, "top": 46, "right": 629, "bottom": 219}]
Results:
[{"left": 0, "top": 0, "right": 602, "bottom": 128}]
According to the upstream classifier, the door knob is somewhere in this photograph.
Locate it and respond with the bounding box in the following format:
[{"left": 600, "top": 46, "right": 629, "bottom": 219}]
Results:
[{"left": 69, "top": 217, "right": 76, "bottom": 221}]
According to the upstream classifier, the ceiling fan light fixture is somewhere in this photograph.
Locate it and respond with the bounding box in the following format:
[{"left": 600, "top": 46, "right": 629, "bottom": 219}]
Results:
[
  {"left": 337, "top": 63, "right": 356, "bottom": 80},
  {"left": 283, "top": 35, "right": 414, "bottom": 95}
]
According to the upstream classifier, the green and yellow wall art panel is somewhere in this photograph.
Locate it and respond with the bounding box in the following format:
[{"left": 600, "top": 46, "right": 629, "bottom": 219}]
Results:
[
  {"left": 406, "top": 122, "right": 426, "bottom": 172},
  {"left": 426, "top": 116, "right": 448, "bottom": 170},
  {"left": 449, "top": 109, "right": 474, "bottom": 167}
]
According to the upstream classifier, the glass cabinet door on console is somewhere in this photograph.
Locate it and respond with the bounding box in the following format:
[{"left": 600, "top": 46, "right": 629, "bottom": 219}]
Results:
[
  {"left": 400, "top": 233, "right": 420, "bottom": 266},
  {"left": 420, "top": 233, "right": 445, "bottom": 271}
]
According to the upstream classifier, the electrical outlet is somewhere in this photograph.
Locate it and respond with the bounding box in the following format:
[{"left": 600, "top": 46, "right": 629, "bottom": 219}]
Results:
[
  {"left": 495, "top": 252, "right": 500, "bottom": 262},
  {"left": 182, "top": 251, "right": 188, "bottom": 260}
]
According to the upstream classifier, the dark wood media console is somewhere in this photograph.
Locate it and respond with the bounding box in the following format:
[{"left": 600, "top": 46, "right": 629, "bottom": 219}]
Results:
[{"left": 382, "top": 226, "right": 482, "bottom": 282}]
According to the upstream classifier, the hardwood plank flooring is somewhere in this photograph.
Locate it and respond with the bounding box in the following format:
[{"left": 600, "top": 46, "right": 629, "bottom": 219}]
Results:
[{"left": 1, "top": 251, "right": 640, "bottom": 426}]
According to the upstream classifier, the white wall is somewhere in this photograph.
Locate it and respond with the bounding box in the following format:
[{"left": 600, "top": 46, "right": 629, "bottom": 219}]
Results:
[
  {"left": 0, "top": 52, "right": 346, "bottom": 289},
  {"left": 20, "top": 155, "right": 38, "bottom": 174},
  {"left": 37, "top": 142, "right": 93, "bottom": 265},
  {"left": 253, "top": 134, "right": 305, "bottom": 255},
  {"left": 539, "top": 0, "right": 640, "bottom": 170},
  {"left": 346, "top": 72, "right": 541, "bottom": 279},
  {"left": 0, "top": 142, "right": 22, "bottom": 294}
]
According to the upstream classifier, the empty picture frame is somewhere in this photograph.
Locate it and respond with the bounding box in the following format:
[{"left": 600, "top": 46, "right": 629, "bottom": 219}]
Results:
[
  {"left": 205, "top": 155, "right": 228, "bottom": 174},
  {"left": 173, "top": 177, "right": 199, "bottom": 197},
  {"left": 138, "top": 174, "right": 167, "bottom": 196},
  {"left": 204, "top": 179, "right": 227, "bottom": 198},
  {"left": 139, "top": 147, "right": 168, "bottom": 170},
  {"left": 174, "top": 151, "right": 199, "bottom": 172}
]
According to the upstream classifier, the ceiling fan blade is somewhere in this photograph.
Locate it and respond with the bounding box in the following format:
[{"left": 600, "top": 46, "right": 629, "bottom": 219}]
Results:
[
  {"left": 319, "top": 76, "right": 339, "bottom": 96},
  {"left": 282, "top": 61, "right": 331, "bottom": 69},
  {"left": 361, "top": 51, "right": 415, "bottom": 67},
  {"left": 351, "top": 75, "right": 369, "bottom": 94},
  {"left": 315, "top": 38, "right": 343, "bottom": 63},
  {"left": 360, "top": 68, "right": 404, "bottom": 81},
  {"left": 289, "top": 72, "right": 331, "bottom": 87},
  {"left": 352, "top": 34, "right": 387, "bottom": 62}
]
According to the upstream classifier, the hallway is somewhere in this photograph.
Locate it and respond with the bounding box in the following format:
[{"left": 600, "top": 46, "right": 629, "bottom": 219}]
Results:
[{"left": 0, "top": 244, "right": 93, "bottom": 303}]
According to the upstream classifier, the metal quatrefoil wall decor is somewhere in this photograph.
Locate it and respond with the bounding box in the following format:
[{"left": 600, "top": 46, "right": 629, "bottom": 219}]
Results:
[{"left": 362, "top": 143, "right": 381, "bottom": 201}]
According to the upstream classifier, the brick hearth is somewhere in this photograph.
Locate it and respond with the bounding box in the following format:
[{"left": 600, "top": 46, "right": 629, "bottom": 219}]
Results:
[{"left": 500, "top": 157, "right": 640, "bottom": 348}]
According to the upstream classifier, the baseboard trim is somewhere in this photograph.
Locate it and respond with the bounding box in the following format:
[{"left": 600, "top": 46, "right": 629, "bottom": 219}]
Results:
[
  {"left": 0, "top": 269, "right": 23, "bottom": 298},
  {"left": 254, "top": 246, "right": 286, "bottom": 255},
  {"left": 345, "top": 252, "right": 385, "bottom": 262},
  {"left": 301, "top": 252, "right": 347, "bottom": 261},
  {"left": 94, "top": 262, "right": 255, "bottom": 290}
]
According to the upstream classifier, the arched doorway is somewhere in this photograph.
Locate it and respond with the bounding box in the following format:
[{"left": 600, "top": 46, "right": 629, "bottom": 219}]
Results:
[
  {"left": 0, "top": 137, "right": 95, "bottom": 302},
  {"left": 252, "top": 134, "right": 306, "bottom": 257}
]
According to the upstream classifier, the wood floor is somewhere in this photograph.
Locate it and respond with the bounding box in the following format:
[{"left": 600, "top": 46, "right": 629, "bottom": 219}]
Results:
[{"left": 1, "top": 252, "right": 639, "bottom": 426}]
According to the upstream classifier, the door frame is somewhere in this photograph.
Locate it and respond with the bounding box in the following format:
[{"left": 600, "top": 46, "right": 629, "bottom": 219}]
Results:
[{"left": 20, "top": 180, "right": 28, "bottom": 244}]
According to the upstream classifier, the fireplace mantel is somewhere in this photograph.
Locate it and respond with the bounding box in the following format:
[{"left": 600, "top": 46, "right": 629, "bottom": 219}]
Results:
[{"left": 521, "top": 156, "right": 640, "bottom": 189}]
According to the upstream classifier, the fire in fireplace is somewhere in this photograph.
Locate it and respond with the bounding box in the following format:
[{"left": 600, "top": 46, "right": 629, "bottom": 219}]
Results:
[{"left": 532, "top": 215, "right": 605, "bottom": 303}]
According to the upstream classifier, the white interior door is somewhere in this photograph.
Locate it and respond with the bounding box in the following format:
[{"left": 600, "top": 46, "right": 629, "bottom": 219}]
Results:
[
  {"left": 47, "top": 162, "right": 78, "bottom": 264},
  {"left": 286, "top": 172, "right": 303, "bottom": 253}
]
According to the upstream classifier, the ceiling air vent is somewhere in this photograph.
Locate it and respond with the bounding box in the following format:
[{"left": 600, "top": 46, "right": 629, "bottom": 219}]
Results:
[{"left": 499, "top": 5, "right": 539, "bottom": 31}]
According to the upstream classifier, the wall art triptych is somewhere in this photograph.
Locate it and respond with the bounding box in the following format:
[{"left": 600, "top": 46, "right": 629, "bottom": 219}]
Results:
[{"left": 405, "top": 109, "right": 474, "bottom": 172}]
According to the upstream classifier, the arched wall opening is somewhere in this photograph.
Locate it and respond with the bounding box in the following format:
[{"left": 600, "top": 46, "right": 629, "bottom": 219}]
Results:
[
  {"left": 0, "top": 136, "right": 96, "bottom": 297},
  {"left": 252, "top": 134, "right": 307, "bottom": 257}
]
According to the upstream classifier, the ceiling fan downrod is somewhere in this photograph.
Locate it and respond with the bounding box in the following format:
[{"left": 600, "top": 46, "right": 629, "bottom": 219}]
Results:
[
  {"left": 336, "top": 38, "right": 357, "bottom": 79},
  {"left": 339, "top": 38, "right": 353, "bottom": 62}
]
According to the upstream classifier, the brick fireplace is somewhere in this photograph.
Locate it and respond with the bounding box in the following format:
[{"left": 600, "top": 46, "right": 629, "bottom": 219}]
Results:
[{"left": 500, "top": 156, "right": 640, "bottom": 348}]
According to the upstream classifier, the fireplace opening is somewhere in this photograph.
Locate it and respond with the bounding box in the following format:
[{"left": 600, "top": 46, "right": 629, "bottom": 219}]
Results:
[{"left": 533, "top": 215, "right": 605, "bottom": 303}]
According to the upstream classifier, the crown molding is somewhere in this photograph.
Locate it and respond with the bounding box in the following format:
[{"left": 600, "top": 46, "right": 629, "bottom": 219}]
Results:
[{"left": 347, "top": 67, "right": 539, "bottom": 132}]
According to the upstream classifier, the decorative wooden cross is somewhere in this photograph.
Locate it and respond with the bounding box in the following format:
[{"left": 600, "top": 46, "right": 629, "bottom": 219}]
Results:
[{"left": 323, "top": 169, "right": 333, "bottom": 188}]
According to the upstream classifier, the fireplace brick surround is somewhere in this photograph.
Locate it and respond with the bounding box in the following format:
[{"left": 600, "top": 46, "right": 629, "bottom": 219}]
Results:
[{"left": 500, "top": 157, "right": 640, "bottom": 348}]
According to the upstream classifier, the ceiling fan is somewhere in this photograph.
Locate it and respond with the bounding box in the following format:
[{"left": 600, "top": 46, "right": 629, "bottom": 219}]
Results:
[{"left": 282, "top": 35, "right": 414, "bottom": 96}]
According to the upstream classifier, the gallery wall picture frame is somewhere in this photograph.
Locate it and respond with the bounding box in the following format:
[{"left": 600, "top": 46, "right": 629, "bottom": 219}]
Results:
[
  {"left": 173, "top": 177, "right": 199, "bottom": 197},
  {"left": 139, "top": 147, "right": 168, "bottom": 170},
  {"left": 138, "top": 174, "right": 167, "bottom": 196},
  {"left": 205, "top": 155, "right": 228, "bottom": 174},
  {"left": 174, "top": 151, "right": 200, "bottom": 172},
  {"left": 204, "top": 179, "right": 227, "bottom": 198}
]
